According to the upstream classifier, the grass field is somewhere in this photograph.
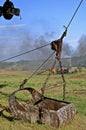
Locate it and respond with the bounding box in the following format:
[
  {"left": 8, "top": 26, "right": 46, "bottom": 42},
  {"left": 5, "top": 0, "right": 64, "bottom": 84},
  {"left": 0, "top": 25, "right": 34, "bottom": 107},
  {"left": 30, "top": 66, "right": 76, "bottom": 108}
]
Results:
[{"left": 0, "top": 69, "right": 86, "bottom": 130}]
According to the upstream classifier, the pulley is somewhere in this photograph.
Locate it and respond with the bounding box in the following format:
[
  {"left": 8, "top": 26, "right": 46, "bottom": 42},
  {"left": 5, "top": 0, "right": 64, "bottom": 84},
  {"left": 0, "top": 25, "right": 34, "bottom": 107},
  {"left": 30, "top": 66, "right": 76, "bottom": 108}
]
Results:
[{"left": 0, "top": 0, "right": 20, "bottom": 20}]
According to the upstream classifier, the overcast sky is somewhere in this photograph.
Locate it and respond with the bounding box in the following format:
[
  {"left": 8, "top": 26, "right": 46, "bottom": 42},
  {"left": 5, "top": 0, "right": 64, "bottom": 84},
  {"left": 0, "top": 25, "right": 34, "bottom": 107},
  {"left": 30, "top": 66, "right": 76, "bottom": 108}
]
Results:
[{"left": 0, "top": 0, "right": 86, "bottom": 61}]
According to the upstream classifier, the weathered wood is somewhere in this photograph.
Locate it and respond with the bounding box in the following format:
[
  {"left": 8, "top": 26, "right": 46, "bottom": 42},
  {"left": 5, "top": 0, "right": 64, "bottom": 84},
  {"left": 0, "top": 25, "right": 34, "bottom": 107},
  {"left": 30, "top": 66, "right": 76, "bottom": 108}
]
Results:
[{"left": 5, "top": 87, "right": 76, "bottom": 128}]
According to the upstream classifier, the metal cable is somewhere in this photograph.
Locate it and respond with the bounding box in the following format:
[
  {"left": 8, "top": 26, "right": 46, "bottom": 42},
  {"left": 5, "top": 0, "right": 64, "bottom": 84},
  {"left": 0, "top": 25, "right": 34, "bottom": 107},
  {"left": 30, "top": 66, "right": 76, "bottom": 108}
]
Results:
[
  {"left": 66, "top": 0, "right": 84, "bottom": 29},
  {"left": 41, "top": 58, "right": 57, "bottom": 95},
  {"left": 0, "top": 0, "right": 84, "bottom": 62},
  {"left": 0, "top": 43, "right": 50, "bottom": 62},
  {"left": 19, "top": 51, "right": 55, "bottom": 88},
  {"left": 27, "top": 51, "right": 55, "bottom": 81}
]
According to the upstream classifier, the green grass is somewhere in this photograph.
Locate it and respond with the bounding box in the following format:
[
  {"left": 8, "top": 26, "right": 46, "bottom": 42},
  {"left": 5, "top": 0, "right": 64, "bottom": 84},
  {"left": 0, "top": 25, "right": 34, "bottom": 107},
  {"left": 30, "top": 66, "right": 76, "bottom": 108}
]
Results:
[{"left": 0, "top": 70, "right": 86, "bottom": 130}]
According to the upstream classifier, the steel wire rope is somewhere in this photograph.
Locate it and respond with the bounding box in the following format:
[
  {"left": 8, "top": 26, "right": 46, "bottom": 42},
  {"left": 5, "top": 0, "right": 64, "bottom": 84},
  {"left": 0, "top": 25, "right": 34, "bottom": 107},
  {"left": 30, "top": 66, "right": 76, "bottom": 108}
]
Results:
[
  {"left": 66, "top": 0, "right": 84, "bottom": 30},
  {"left": 60, "top": 0, "right": 84, "bottom": 100},
  {"left": 19, "top": 51, "right": 55, "bottom": 88},
  {"left": 27, "top": 51, "right": 55, "bottom": 81},
  {"left": 0, "top": 0, "right": 84, "bottom": 90},
  {"left": 19, "top": 0, "right": 84, "bottom": 90},
  {"left": 41, "top": 57, "right": 57, "bottom": 95},
  {"left": 0, "top": 43, "right": 50, "bottom": 62},
  {"left": 0, "top": 0, "right": 84, "bottom": 62}
]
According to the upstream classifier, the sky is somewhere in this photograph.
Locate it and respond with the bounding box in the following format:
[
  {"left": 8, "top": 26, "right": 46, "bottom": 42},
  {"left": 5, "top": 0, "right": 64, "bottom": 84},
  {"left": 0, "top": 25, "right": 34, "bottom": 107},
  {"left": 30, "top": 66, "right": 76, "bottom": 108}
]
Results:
[{"left": 0, "top": 0, "right": 86, "bottom": 61}]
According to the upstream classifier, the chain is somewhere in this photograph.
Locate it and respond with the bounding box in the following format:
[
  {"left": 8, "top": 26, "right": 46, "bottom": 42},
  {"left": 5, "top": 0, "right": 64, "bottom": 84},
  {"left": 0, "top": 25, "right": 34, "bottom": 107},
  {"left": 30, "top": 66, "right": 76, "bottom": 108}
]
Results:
[
  {"left": 19, "top": 51, "right": 55, "bottom": 89},
  {"left": 41, "top": 58, "right": 57, "bottom": 95},
  {"left": 57, "top": 57, "right": 66, "bottom": 100}
]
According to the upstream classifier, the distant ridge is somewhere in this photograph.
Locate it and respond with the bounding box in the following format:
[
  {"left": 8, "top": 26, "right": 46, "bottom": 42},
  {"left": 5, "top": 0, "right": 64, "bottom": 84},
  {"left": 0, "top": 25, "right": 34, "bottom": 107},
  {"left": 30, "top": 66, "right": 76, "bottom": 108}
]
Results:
[{"left": 0, "top": 55, "right": 86, "bottom": 71}]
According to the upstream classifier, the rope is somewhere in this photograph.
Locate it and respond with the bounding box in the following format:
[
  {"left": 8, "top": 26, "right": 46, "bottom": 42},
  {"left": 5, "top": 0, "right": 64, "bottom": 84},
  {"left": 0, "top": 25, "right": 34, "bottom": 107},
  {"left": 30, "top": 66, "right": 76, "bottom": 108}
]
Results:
[
  {"left": 0, "top": 43, "right": 50, "bottom": 62},
  {"left": 66, "top": 0, "right": 84, "bottom": 29},
  {"left": 41, "top": 58, "right": 57, "bottom": 95},
  {"left": 19, "top": 51, "right": 55, "bottom": 89}
]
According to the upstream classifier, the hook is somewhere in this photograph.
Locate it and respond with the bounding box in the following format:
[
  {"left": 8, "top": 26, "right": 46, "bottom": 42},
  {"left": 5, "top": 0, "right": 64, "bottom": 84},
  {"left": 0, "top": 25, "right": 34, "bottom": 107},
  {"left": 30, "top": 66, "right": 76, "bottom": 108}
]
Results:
[{"left": 63, "top": 25, "right": 67, "bottom": 31}]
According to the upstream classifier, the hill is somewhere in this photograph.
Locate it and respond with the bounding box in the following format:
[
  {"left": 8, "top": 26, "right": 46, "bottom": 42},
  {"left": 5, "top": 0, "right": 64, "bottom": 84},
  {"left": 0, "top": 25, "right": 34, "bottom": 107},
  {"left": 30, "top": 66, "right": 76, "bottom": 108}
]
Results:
[{"left": 0, "top": 55, "right": 86, "bottom": 71}]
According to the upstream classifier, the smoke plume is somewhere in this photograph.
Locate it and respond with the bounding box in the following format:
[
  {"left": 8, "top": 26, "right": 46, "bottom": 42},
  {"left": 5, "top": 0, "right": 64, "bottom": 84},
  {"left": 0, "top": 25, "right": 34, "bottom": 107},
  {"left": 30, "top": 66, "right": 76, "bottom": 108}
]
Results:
[
  {"left": 62, "top": 42, "right": 74, "bottom": 57},
  {"left": 76, "top": 35, "right": 86, "bottom": 56},
  {"left": 19, "top": 32, "right": 55, "bottom": 60},
  {"left": 0, "top": 25, "right": 86, "bottom": 62}
]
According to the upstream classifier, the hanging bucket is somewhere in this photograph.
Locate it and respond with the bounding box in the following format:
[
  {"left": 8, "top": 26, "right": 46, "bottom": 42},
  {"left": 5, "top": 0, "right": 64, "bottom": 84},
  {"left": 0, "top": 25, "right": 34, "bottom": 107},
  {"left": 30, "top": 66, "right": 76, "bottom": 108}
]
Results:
[{"left": 4, "top": 87, "right": 76, "bottom": 128}]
